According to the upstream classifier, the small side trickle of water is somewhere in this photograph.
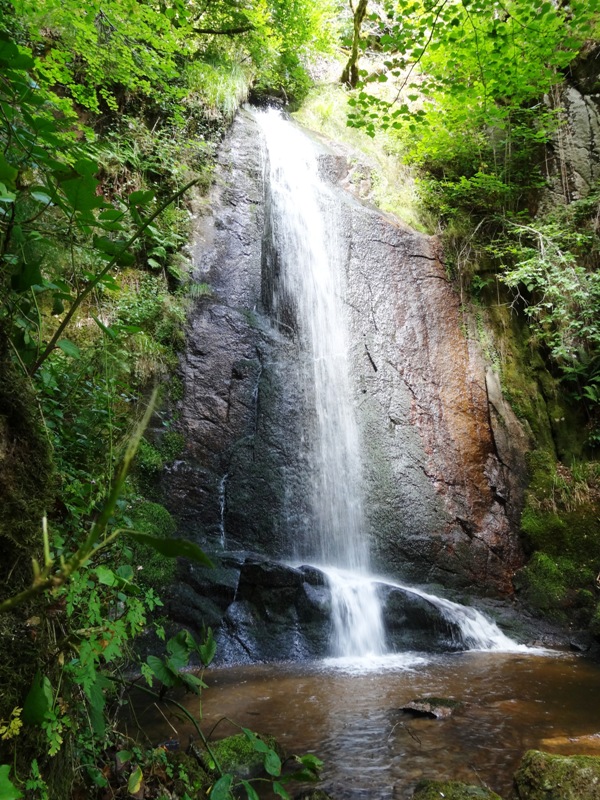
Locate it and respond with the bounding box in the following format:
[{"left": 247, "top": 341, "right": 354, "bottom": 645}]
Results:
[{"left": 218, "top": 473, "right": 229, "bottom": 549}]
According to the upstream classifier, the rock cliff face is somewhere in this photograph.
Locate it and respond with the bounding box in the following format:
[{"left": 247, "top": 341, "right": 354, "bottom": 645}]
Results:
[
  {"left": 547, "top": 44, "right": 600, "bottom": 201},
  {"left": 163, "top": 108, "right": 526, "bottom": 609}
]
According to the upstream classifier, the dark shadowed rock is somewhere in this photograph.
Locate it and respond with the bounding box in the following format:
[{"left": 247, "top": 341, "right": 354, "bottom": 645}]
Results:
[{"left": 378, "top": 584, "right": 465, "bottom": 651}]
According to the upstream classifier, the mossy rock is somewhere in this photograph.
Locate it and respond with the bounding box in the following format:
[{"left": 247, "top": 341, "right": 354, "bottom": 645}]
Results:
[
  {"left": 514, "top": 553, "right": 596, "bottom": 620},
  {"left": 413, "top": 779, "right": 503, "bottom": 799},
  {"left": 514, "top": 750, "right": 600, "bottom": 799},
  {"left": 194, "top": 733, "right": 283, "bottom": 780}
]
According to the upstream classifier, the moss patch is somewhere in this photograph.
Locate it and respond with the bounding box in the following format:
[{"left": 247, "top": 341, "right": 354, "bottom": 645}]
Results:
[
  {"left": 514, "top": 750, "right": 600, "bottom": 799},
  {"left": 514, "top": 448, "right": 600, "bottom": 628}
]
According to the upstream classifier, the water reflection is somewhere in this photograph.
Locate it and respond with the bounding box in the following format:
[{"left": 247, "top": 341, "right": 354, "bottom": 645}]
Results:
[{"left": 133, "top": 652, "right": 600, "bottom": 799}]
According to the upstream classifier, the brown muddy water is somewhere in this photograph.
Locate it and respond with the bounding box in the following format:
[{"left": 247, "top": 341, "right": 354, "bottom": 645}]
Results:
[{"left": 132, "top": 651, "right": 600, "bottom": 799}]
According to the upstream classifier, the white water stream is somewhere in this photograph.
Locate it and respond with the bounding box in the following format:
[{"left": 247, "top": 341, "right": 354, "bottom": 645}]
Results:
[{"left": 256, "top": 109, "right": 524, "bottom": 660}]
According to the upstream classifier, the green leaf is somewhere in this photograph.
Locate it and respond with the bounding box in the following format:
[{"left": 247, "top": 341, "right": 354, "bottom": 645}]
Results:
[
  {"left": 127, "top": 765, "right": 143, "bottom": 794},
  {"left": 116, "top": 750, "right": 133, "bottom": 766},
  {"left": 272, "top": 781, "right": 290, "bottom": 799},
  {"left": 11, "top": 261, "right": 43, "bottom": 292},
  {"left": 0, "top": 182, "right": 16, "bottom": 203},
  {"left": 210, "top": 774, "right": 233, "bottom": 800},
  {"left": 177, "top": 671, "right": 206, "bottom": 693},
  {"left": 60, "top": 175, "right": 103, "bottom": 212},
  {"left": 241, "top": 780, "right": 260, "bottom": 800},
  {"left": 92, "top": 314, "right": 117, "bottom": 340},
  {"left": 146, "top": 655, "right": 177, "bottom": 687},
  {"left": 242, "top": 728, "right": 269, "bottom": 753},
  {"left": 0, "top": 154, "right": 18, "bottom": 187},
  {"left": 73, "top": 158, "right": 98, "bottom": 177},
  {"left": 0, "top": 765, "right": 23, "bottom": 800},
  {"left": 166, "top": 630, "right": 193, "bottom": 669},
  {"left": 122, "top": 532, "right": 213, "bottom": 567},
  {"left": 30, "top": 191, "right": 53, "bottom": 205},
  {"left": 56, "top": 339, "right": 81, "bottom": 359},
  {"left": 95, "top": 565, "right": 116, "bottom": 586},
  {"left": 199, "top": 628, "right": 217, "bottom": 666},
  {"left": 23, "top": 672, "right": 53, "bottom": 725},
  {"left": 264, "top": 749, "right": 281, "bottom": 777},
  {"left": 128, "top": 189, "right": 155, "bottom": 206},
  {"left": 297, "top": 754, "right": 323, "bottom": 771}
]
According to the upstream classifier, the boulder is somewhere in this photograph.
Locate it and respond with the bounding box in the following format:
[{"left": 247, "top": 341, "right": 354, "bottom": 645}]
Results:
[
  {"left": 379, "top": 584, "right": 465, "bottom": 651},
  {"left": 400, "top": 697, "right": 463, "bottom": 719},
  {"left": 413, "top": 780, "right": 503, "bottom": 799},
  {"left": 514, "top": 750, "right": 600, "bottom": 799}
]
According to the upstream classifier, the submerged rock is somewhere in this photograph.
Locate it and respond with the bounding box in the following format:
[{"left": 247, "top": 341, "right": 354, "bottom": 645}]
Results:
[
  {"left": 400, "top": 697, "right": 463, "bottom": 719},
  {"left": 514, "top": 750, "right": 600, "bottom": 799},
  {"left": 413, "top": 780, "right": 503, "bottom": 799}
]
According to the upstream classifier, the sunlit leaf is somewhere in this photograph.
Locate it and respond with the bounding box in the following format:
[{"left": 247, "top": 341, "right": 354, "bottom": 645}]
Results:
[
  {"left": 127, "top": 765, "right": 143, "bottom": 794},
  {"left": 56, "top": 339, "right": 81, "bottom": 359},
  {"left": 0, "top": 765, "right": 23, "bottom": 800}
]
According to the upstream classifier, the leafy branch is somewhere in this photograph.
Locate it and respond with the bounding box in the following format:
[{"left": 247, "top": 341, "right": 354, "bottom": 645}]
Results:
[
  {"left": 28, "top": 178, "right": 198, "bottom": 375},
  {"left": 0, "top": 387, "right": 211, "bottom": 614}
]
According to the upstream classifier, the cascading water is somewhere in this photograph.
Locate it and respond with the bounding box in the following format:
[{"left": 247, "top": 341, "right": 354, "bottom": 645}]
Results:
[
  {"left": 255, "top": 108, "right": 526, "bottom": 662},
  {"left": 256, "top": 109, "right": 385, "bottom": 658}
]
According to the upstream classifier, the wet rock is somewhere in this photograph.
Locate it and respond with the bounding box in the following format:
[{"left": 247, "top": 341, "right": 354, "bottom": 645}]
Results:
[
  {"left": 413, "top": 780, "right": 502, "bottom": 799},
  {"left": 169, "top": 555, "right": 332, "bottom": 663},
  {"left": 294, "top": 791, "right": 335, "bottom": 800},
  {"left": 514, "top": 750, "right": 600, "bottom": 799},
  {"left": 378, "top": 585, "right": 465, "bottom": 651},
  {"left": 400, "top": 697, "right": 463, "bottom": 719}
]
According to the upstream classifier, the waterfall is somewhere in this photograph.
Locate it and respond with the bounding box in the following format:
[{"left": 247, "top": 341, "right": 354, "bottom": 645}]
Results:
[
  {"left": 253, "top": 109, "right": 528, "bottom": 663},
  {"left": 256, "top": 109, "right": 385, "bottom": 657}
]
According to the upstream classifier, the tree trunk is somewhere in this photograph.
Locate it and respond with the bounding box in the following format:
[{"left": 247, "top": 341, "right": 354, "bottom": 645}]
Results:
[{"left": 341, "top": 0, "right": 369, "bottom": 88}]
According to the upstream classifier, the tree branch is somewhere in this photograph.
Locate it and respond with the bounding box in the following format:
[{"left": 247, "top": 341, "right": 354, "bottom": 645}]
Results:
[{"left": 193, "top": 25, "right": 253, "bottom": 35}]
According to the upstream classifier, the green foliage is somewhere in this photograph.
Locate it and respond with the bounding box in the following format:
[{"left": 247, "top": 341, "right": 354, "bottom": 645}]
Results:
[
  {"left": 488, "top": 195, "right": 600, "bottom": 437},
  {"left": 515, "top": 552, "right": 597, "bottom": 622},
  {"left": 0, "top": 0, "right": 335, "bottom": 793},
  {"left": 346, "top": 0, "right": 597, "bottom": 137},
  {"left": 515, "top": 451, "right": 600, "bottom": 623}
]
